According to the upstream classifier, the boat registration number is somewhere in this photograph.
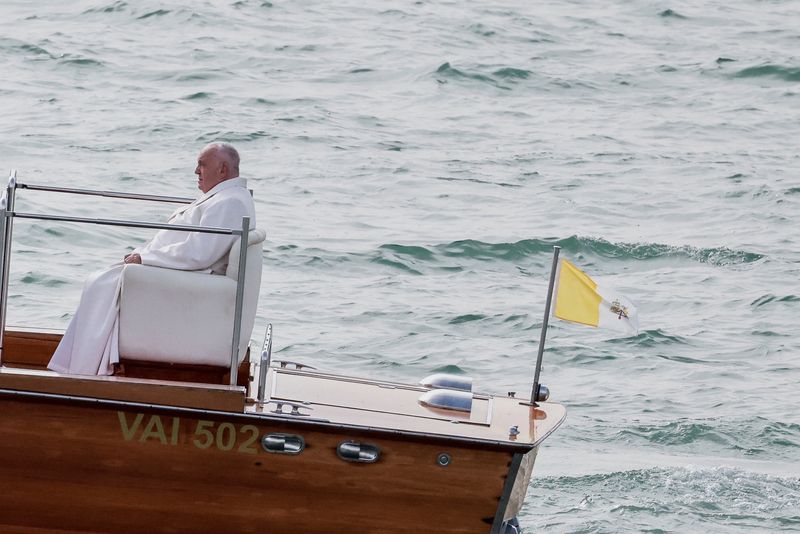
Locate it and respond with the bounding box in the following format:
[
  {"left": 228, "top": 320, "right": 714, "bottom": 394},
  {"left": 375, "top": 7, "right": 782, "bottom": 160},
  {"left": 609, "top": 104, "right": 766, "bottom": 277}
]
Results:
[{"left": 117, "top": 411, "right": 261, "bottom": 454}]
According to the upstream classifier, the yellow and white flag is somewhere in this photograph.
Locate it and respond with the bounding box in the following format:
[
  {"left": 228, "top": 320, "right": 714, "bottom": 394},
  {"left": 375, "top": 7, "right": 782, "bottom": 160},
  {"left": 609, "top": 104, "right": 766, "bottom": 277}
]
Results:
[{"left": 553, "top": 259, "right": 639, "bottom": 334}]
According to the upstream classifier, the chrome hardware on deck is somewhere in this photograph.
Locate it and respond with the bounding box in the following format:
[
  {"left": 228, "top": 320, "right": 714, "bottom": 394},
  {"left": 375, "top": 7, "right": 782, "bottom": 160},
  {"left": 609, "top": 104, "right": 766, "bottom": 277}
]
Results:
[
  {"left": 336, "top": 441, "right": 380, "bottom": 463},
  {"left": 436, "top": 453, "right": 452, "bottom": 467},
  {"left": 261, "top": 433, "right": 305, "bottom": 454},
  {"left": 418, "top": 389, "right": 473, "bottom": 413},
  {"left": 535, "top": 385, "right": 550, "bottom": 402},
  {"left": 266, "top": 400, "right": 312, "bottom": 416},
  {"left": 256, "top": 323, "right": 273, "bottom": 403},
  {"left": 419, "top": 373, "right": 473, "bottom": 392},
  {"left": 272, "top": 360, "right": 317, "bottom": 370}
]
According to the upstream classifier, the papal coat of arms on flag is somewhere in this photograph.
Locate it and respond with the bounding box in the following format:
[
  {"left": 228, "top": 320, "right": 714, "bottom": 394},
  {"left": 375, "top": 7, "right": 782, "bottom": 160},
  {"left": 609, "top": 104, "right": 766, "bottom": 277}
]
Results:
[{"left": 552, "top": 258, "right": 639, "bottom": 334}]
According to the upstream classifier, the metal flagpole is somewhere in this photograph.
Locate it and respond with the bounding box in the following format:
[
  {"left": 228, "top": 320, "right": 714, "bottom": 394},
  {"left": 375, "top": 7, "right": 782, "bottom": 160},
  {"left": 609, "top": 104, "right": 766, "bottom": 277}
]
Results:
[{"left": 530, "top": 246, "right": 560, "bottom": 405}]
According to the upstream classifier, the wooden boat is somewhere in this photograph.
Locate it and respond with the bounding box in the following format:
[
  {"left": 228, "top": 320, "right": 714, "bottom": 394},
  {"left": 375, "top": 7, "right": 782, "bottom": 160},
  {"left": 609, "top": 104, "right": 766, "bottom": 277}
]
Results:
[{"left": 0, "top": 174, "right": 565, "bottom": 533}]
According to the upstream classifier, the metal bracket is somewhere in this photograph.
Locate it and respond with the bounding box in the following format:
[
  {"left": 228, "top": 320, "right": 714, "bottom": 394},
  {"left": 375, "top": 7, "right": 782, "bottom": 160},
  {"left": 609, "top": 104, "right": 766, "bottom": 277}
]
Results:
[
  {"left": 265, "top": 400, "right": 313, "bottom": 416},
  {"left": 256, "top": 323, "right": 272, "bottom": 403},
  {"left": 337, "top": 441, "right": 380, "bottom": 463},
  {"left": 261, "top": 433, "right": 305, "bottom": 454},
  {"left": 273, "top": 359, "right": 317, "bottom": 370}
]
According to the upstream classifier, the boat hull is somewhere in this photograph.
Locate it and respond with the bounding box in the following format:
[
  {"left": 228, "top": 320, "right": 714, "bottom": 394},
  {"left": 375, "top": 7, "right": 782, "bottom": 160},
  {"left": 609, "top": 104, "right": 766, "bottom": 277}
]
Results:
[{"left": 0, "top": 391, "right": 530, "bottom": 533}]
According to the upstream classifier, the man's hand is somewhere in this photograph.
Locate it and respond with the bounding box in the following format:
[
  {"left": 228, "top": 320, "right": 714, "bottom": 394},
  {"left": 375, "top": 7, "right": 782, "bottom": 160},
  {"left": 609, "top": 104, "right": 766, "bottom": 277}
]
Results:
[{"left": 123, "top": 253, "right": 142, "bottom": 264}]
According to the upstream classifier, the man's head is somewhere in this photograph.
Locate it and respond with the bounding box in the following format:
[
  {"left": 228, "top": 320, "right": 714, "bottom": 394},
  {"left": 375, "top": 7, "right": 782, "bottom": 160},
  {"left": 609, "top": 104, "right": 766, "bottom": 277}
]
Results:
[{"left": 195, "top": 142, "right": 240, "bottom": 193}]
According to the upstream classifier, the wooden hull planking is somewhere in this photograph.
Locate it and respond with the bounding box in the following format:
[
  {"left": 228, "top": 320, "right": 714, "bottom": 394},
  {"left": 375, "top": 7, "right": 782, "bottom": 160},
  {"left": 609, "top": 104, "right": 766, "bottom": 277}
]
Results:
[{"left": 0, "top": 392, "right": 526, "bottom": 533}]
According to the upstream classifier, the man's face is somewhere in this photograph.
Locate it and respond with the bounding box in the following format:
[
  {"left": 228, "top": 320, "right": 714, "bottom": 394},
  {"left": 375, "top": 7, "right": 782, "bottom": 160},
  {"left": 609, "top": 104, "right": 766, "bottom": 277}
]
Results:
[{"left": 194, "top": 147, "right": 226, "bottom": 193}]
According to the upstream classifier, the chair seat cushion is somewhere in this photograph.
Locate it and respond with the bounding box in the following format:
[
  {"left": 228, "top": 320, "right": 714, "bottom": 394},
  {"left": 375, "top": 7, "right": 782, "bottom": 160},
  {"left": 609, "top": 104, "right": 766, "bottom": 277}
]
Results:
[{"left": 119, "top": 265, "right": 238, "bottom": 366}]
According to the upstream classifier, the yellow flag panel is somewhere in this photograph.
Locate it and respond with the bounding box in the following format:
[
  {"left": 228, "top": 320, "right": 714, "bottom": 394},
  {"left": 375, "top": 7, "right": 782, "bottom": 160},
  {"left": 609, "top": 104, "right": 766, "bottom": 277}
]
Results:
[{"left": 553, "top": 259, "right": 602, "bottom": 327}]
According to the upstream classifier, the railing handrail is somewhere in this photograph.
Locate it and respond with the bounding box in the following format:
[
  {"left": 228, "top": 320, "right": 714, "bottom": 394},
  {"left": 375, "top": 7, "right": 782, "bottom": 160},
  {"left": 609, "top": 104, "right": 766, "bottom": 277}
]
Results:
[
  {"left": 17, "top": 183, "right": 193, "bottom": 204},
  {"left": 0, "top": 174, "right": 251, "bottom": 388},
  {"left": 9, "top": 211, "right": 242, "bottom": 236}
]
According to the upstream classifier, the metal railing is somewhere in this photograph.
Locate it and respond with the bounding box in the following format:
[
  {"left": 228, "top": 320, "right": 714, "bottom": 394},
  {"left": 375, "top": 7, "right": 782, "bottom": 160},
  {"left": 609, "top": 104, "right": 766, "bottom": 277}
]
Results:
[
  {"left": 16, "top": 183, "right": 194, "bottom": 204},
  {"left": 0, "top": 172, "right": 250, "bottom": 386},
  {"left": 257, "top": 323, "right": 273, "bottom": 403}
]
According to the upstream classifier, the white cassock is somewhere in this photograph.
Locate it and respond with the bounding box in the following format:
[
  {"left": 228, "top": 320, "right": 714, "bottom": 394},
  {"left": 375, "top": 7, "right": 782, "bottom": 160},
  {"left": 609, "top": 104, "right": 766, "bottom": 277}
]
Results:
[{"left": 48, "top": 177, "right": 256, "bottom": 376}]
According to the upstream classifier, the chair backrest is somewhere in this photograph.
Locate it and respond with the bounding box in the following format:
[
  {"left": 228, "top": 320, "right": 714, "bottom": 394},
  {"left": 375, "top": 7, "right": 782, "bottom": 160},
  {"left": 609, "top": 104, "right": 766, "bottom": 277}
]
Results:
[{"left": 226, "top": 228, "right": 267, "bottom": 281}]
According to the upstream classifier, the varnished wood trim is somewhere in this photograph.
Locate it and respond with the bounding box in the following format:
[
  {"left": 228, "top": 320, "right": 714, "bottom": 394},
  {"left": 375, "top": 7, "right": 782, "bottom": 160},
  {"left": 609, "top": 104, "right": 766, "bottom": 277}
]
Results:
[
  {"left": 2, "top": 328, "right": 251, "bottom": 387},
  {"left": 119, "top": 350, "right": 251, "bottom": 386},
  {"left": 0, "top": 368, "right": 245, "bottom": 412},
  {"left": 1, "top": 329, "right": 61, "bottom": 367}
]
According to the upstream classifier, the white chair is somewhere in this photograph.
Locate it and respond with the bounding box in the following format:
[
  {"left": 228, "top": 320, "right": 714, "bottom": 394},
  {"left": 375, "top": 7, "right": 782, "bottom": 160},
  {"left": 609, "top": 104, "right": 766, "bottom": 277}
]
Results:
[{"left": 118, "top": 228, "right": 266, "bottom": 369}]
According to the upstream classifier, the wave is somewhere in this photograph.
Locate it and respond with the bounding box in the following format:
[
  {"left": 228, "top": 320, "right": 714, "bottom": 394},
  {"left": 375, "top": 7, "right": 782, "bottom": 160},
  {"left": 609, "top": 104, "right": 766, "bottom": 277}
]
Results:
[
  {"left": 555, "top": 346, "right": 619, "bottom": 364},
  {"left": 196, "top": 130, "right": 277, "bottom": 142},
  {"left": 377, "top": 237, "right": 762, "bottom": 268},
  {"left": 369, "top": 255, "right": 422, "bottom": 275},
  {"left": 617, "top": 417, "right": 800, "bottom": 456},
  {"left": 136, "top": 9, "right": 171, "bottom": 20},
  {"left": 607, "top": 329, "right": 689, "bottom": 347},
  {"left": 433, "top": 176, "right": 522, "bottom": 188},
  {"left": 430, "top": 364, "right": 468, "bottom": 374},
  {"left": 267, "top": 237, "right": 764, "bottom": 276},
  {"left": 448, "top": 313, "right": 488, "bottom": 324},
  {"left": 57, "top": 56, "right": 105, "bottom": 68},
  {"left": 434, "top": 62, "right": 533, "bottom": 89},
  {"left": 82, "top": 1, "right": 128, "bottom": 14},
  {"left": 435, "top": 62, "right": 495, "bottom": 84},
  {"left": 182, "top": 92, "right": 215, "bottom": 101},
  {"left": 734, "top": 65, "right": 800, "bottom": 82},
  {"left": 20, "top": 272, "right": 68, "bottom": 288},
  {"left": 0, "top": 39, "right": 105, "bottom": 68},
  {"left": 750, "top": 294, "right": 800, "bottom": 308},
  {"left": 659, "top": 9, "right": 688, "bottom": 19},
  {"left": 493, "top": 67, "right": 532, "bottom": 80},
  {"left": 527, "top": 466, "right": 800, "bottom": 531},
  {"left": 468, "top": 23, "right": 496, "bottom": 38},
  {"left": 0, "top": 38, "right": 52, "bottom": 57}
]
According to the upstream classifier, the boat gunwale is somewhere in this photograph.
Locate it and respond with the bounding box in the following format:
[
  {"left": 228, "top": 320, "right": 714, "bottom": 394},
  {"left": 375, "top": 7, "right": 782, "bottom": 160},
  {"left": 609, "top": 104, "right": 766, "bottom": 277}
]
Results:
[{"left": 0, "top": 386, "right": 566, "bottom": 452}]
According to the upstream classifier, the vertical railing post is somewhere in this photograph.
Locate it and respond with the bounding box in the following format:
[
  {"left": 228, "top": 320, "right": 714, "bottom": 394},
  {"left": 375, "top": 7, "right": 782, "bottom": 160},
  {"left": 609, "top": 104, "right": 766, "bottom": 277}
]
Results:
[
  {"left": 0, "top": 196, "right": 5, "bottom": 366},
  {"left": 257, "top": 323, "right": 273, "bottom": 403},
  {"left": 229, "top": 216, "right": 250, "bottom": 386},
  {"left": 0, "top": 171, "right": 17, "bottom": 365}
]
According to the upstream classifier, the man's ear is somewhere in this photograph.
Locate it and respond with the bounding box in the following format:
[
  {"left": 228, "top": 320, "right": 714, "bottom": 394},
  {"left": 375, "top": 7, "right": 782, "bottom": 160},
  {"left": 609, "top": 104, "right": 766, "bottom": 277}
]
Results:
[{"left": 220, "top": 161, "right": 229, "bottom": 178}]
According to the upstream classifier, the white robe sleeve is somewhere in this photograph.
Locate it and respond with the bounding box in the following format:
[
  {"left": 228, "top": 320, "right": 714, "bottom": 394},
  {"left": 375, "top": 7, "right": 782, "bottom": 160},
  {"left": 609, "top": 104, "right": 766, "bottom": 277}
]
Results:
[{"left": 138, "top": 198, "right": 250, "bottom": 271}]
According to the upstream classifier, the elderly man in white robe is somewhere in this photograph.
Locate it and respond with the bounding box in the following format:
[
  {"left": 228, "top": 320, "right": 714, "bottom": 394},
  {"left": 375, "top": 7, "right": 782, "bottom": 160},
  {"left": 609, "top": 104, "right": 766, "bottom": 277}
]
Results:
[{"left": 48, "top": 142, "right": 256, "bottom": 376}]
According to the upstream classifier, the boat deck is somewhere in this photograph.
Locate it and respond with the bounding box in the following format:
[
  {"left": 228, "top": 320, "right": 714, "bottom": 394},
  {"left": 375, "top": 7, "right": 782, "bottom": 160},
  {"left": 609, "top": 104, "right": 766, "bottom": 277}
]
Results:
[
  {"left": 253, "top": 367, "right": 565, "bottom": 448},
  {"left": 0, "top": 327, "right": 565, "bottom": 449}
]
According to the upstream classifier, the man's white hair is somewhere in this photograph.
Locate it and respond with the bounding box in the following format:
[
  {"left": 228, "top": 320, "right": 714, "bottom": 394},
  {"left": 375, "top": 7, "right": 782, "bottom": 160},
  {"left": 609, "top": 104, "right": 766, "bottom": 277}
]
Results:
[{"left": 205, "top": 142, "right": 240, "bottom": 175}]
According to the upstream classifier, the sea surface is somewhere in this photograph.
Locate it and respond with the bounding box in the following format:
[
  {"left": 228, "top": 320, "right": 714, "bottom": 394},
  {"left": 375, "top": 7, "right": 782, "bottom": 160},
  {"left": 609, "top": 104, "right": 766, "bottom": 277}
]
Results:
[{"left": 1, "top": 1, "right": 799, "bottom": 532}]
